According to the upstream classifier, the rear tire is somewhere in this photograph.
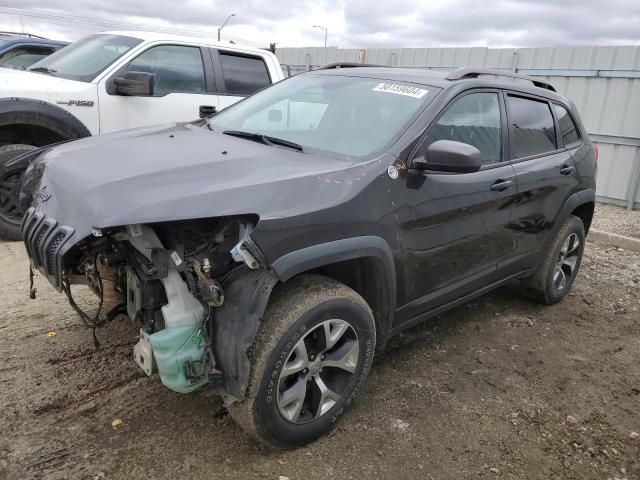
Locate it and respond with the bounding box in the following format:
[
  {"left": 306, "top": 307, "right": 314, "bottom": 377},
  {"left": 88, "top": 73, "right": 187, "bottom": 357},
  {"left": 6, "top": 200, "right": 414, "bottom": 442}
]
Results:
[
  {"left": 229, "top": 274, "right": 376, "bottom": 448},
  {"left": 0, "top": 144, "right": 37, "bottom": 241},
  {"left": 517, "top": 215, "right": 585, "bottom": 305}
]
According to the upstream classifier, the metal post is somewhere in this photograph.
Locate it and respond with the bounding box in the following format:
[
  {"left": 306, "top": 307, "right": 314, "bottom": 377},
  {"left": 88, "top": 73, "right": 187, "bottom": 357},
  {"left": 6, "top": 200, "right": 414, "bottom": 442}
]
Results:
[
  {"left": 627, "top": 149, "right": 640, "bottom": 210},
  {"left": 313, "top": 25, "right": 327, "bottom": 48},
  {"left": 218, "top": 13, "right": 236, "bottom": 42}
]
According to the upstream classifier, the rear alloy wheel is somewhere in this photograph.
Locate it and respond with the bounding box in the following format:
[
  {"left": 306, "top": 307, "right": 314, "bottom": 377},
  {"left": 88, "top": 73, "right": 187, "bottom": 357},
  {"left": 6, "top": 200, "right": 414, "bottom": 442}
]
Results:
[
  {"left": 517, "top": 214, "right": 585, "bottom": 304},
  {"left": 552, "top": 232, "right": 581, "bottom": 291},
  {"left": 229, "top": 275, "right": 376, "bottom": 448},
  {"left": 0, "top": 144, "right": 38, "bottom": 241}
]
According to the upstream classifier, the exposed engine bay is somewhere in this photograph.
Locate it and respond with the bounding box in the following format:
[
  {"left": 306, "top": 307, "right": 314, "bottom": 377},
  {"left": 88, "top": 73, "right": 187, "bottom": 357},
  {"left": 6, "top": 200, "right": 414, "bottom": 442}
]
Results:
[{"left": 56, "top": 216, "right": 269, "bottom": 397}]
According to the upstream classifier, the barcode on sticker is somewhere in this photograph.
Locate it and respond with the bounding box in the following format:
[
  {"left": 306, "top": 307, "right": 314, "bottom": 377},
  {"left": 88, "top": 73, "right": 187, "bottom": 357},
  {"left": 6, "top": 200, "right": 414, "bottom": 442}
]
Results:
[
  {"left": 170, "top": 251, "right": 182, "bottom": 266},
  {"left": 372, "top": 83, "right": 428, "bottom": 98}
]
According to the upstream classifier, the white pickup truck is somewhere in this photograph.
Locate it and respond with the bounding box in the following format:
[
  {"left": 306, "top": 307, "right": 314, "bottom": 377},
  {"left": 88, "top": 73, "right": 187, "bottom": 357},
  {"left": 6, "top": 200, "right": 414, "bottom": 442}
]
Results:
[{"left": 0, "top": 30, "right": 284, "bottom": 239}]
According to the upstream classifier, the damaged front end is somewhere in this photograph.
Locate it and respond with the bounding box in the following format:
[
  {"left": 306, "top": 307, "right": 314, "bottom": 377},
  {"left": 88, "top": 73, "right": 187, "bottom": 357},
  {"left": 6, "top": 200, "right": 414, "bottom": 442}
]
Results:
[{"left": 23, "top": 209, "right": 277, "bottom": 401}]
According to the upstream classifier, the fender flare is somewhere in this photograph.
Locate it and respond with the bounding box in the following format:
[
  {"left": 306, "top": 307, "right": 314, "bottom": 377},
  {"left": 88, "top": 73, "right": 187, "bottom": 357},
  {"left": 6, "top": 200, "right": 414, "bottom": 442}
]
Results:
[
  {"left": 271, "top": 235, "right": 397, "bottom": 337},
  {"left": 546, "top": 188, "right": 595, "bottom": 246},
  {"left": 0, "top": 97, "right": 92, "bottom": 143}
]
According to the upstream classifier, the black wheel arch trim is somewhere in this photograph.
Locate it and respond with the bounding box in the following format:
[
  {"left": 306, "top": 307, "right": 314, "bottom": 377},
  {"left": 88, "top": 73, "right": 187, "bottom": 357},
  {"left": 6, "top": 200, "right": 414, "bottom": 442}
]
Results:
[
  {"left": 0, "top": 97, "right": 92, "bottom": 141},
  {"left": 547, "top": 188, "right": 595, "bottom": 246},
  {"left": 270, "top": 235, "right": 397, "bottom": 338}
]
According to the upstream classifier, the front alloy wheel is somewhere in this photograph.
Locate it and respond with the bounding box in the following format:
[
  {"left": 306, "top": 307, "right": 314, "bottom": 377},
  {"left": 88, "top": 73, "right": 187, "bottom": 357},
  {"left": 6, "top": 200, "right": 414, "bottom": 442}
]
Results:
[
  {"left": 277, "top": 319, "right": 359, "bottom": 423},
  {"left": 229, "top": 275, "right": 376, "bottom": 448}
]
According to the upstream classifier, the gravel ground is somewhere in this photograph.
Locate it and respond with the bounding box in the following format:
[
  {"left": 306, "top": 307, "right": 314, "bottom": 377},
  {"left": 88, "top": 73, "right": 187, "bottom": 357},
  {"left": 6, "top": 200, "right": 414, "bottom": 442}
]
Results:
[
  {"left": 592, "top": 203, "right": 640, "bottom": 239},
  {"left": 1, "top": 239, "right": 639, "bottom": 480}
]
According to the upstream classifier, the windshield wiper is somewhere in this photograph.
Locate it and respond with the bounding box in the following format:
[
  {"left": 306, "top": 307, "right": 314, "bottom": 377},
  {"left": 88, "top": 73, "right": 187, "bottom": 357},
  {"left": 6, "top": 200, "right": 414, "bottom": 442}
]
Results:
[
  {"left": 223, "top": 130, "right": 303, "bottom": 152},
  {"left": 29, "top": 66, "right": 57, "bottom": 74}
]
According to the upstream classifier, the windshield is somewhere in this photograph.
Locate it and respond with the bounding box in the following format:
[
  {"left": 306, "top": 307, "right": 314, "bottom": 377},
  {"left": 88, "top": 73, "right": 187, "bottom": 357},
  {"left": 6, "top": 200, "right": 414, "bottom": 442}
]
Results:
[
  {"left": 28, "top": 34, "right": 142, "bottom": 82},
  {"left": 209, "top": 73, "right": 438, "bottom": 158}
]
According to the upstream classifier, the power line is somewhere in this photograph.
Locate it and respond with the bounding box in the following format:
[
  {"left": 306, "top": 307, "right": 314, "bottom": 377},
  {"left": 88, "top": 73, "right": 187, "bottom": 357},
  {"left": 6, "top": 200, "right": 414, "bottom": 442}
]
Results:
[{"left": 0, "top": 5, "right": 268, "bottom": 48}]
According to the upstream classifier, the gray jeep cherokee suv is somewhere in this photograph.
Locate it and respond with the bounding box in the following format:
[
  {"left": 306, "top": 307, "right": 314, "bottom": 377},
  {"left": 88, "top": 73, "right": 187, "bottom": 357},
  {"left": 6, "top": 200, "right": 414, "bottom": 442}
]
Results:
[{"left": 19, "top": 65, "right": 596, "bottom": 448}]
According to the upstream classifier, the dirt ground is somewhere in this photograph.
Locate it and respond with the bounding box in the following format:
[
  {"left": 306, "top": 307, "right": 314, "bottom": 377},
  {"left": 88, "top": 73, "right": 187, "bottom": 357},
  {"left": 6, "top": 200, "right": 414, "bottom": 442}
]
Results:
[{"left": 1, "top": 238, "right": 639, "bottom": 480}]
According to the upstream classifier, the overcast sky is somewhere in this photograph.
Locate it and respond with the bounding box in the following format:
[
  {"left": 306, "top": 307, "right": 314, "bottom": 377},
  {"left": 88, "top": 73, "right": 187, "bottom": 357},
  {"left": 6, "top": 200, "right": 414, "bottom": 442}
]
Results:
[{"left": 1, "top": 0, "right": 639, "bottom": 49}]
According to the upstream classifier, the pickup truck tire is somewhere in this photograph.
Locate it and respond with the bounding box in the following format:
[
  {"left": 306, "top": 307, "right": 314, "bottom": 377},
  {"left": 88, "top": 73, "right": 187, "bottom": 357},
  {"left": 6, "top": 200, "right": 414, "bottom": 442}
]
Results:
[
  {"left": 0, "top": 144, "right": 37, "bottom": 241},
  {"left": 229, "top": 274, "right": 376, "bottom": 449},
  {"left": 517, "top": 215, "right": 585, "bottom": 305}
]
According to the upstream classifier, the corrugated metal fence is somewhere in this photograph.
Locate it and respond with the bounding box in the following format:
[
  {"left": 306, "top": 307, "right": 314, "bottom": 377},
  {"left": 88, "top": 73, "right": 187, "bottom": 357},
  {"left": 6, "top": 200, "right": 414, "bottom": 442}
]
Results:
[{"left": 276, "top": 46, "right": 640, "bottom": 210}]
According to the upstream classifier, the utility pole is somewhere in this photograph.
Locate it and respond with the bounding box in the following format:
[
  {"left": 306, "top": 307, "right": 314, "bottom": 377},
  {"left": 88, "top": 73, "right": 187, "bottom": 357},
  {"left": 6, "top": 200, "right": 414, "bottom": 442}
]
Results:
[
  {"left": 313, "top": 25, "right": 327, "bottom": 47},
  {"left": 218, "top": 13, "right": 236, "bottom": 42}
]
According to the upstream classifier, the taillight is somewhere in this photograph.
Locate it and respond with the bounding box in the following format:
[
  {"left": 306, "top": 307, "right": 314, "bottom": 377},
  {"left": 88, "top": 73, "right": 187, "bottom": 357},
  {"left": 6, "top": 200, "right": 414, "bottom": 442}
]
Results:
[{"left": 592, "top": 143, "right": 599, "bottom": 160}]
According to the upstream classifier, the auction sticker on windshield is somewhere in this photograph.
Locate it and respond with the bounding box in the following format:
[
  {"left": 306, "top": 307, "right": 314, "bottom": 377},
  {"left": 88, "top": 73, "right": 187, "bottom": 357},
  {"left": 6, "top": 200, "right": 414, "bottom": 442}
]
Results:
[{"left": 372, "top": 83, "right": 428, "bottom": 98}]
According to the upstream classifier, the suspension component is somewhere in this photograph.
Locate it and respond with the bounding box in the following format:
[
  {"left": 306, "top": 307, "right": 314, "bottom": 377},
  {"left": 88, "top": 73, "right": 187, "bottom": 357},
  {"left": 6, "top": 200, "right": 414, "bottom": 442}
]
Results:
[{"left": 193, "top": 259, "right": 224, "bottom": 307}]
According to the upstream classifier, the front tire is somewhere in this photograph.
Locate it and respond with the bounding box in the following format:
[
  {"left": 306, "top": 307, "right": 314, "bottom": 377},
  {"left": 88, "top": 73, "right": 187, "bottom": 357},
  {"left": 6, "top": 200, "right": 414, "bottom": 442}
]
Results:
[
  {"left": 0, "top": 144, "right": 37, "bottom": 241},
  {"left": 518, "top": 215, "right": 585, "bottom": 304},
  {"left": 229, "top": 274, "right": 376, "bottom": 448}
]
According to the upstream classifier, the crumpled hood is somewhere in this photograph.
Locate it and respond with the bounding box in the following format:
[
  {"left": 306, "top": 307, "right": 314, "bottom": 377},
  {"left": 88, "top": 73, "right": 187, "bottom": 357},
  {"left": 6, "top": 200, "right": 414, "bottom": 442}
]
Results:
[{"left": 33, "top": 122, "right": 368, "bottom": 239}]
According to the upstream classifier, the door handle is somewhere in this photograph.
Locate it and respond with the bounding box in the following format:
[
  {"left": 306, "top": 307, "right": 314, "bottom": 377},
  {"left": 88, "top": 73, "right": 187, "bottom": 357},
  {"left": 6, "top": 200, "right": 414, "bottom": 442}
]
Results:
[
  {"left": 560, "top": 165, "right": 576, "bottom": 175},
  {"left": 489, "top": 179, "right": 513, "bottom": 192},
  {"left": 199, "top": 105, "right": 217, "bottom": 118}
]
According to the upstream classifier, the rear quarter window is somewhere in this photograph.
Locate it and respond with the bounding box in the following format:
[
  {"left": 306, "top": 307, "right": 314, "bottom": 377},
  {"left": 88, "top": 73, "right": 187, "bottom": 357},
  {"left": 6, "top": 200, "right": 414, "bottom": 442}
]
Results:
[
  {"left": 553, "top": 104, "right": 581, "bottom": 148},
  {"left": 507, "top": 95, "right": 557, "bottom": 159}
]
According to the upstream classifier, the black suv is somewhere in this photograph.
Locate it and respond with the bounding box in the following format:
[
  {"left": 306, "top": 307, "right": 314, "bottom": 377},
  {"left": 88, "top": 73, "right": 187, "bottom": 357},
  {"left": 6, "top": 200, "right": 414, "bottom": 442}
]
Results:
[{"left": 19, "top": 65, "right": 596, "bottom": 448}]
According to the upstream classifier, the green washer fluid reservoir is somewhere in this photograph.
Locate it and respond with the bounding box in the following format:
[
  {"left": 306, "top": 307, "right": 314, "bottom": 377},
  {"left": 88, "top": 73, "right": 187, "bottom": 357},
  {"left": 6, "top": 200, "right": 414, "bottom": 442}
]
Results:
[{"left": 149, "top": 326, "right": 209, "bottom": 393}]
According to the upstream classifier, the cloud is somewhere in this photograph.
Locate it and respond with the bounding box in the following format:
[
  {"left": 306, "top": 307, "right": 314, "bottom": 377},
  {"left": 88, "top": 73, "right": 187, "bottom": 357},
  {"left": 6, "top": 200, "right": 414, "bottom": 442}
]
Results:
[{"left": 0, "top": 0, "right": 638, "bottom": 48}]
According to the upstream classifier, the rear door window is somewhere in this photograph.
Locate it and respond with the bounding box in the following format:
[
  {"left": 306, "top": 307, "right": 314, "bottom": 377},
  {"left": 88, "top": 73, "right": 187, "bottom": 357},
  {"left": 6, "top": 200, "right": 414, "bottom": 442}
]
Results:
[
  {"left": 218, "top": 52, "right": 271, "bottom": 96},
  {"left": 553, "top": 104, "right": 581, "bottom": 148},
  {"left": 507, "top": 95, "right": 557, "bottom": 159}
]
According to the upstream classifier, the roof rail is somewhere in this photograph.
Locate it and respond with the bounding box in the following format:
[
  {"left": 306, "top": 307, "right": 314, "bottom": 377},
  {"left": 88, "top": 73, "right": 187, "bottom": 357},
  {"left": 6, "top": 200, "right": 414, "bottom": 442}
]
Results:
[
  {"left": 445, "top": 67, "right": 556, "bottom": 92},
  {"left": 317, "top": 62, "right": 384, "bottom": 70},
  {"left": 0, "top": 31, "right": 47, "bottom": 39}
]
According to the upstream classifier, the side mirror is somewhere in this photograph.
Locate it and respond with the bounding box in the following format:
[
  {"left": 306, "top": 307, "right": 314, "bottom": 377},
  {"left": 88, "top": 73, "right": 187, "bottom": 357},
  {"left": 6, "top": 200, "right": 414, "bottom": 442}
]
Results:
[
  {"left": 113, "top": 71, "right": 155, "bottom": 96},
  {"left": 412, "top": 140, "right": 482, "bottom": 173},
  {"left": 199, "top": 105, "right": 217, "bottom": 118}
]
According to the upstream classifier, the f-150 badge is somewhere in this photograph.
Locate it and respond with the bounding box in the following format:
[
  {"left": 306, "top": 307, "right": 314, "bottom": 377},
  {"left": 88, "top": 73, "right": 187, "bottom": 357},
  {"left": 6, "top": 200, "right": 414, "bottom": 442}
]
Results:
[{"left": 56, "top": 100, "right": 94, "bottom": 107}]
